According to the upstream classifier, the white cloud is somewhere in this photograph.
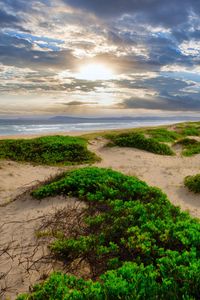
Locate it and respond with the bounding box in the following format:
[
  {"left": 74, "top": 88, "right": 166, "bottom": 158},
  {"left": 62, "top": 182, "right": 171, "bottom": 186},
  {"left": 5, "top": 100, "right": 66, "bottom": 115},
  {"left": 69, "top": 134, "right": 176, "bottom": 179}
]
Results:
[{"left": 179, "top": 40, "right": 200, "bottom": 56}]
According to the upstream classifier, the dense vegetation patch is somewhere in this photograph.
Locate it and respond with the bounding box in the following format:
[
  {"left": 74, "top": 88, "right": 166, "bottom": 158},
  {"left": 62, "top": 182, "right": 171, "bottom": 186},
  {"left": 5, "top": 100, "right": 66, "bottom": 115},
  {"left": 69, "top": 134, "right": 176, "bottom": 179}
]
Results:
[
  {"left": 181, "top": 125, "right": 200, "bottom": 137},
  {"left": 182, "top": 143, "right": 200, "bottom": 157},
  {"left": 175, "top": 138, "right": 198, "bottom": 146},
  {"left": 184, "top": 174, "right": 200, "bottom": 193},
  {"left": 107, "top": 132, "right": 174, "bottom": 155},
  {"left": 174, "top": 122, "right": 200, "bottom": 137},
  {"left": 146, "top": 128, "right": 181, "bottom": 142},
  {"left": 0, "top": 136, "right": 99, "bottom": 165},
  {"left": 19, "top": 167, "right": 200, "bottom": 299},
  {"left": 175, "top": 138, "right": 200, "bottom": 156}
]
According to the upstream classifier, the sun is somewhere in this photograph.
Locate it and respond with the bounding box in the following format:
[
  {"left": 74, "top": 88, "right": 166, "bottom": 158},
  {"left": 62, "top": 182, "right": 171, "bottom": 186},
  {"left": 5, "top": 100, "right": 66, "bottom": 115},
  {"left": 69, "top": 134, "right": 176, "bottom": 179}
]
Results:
[{"left": 76, "top": 63, "right": 114, "bottom": 81}]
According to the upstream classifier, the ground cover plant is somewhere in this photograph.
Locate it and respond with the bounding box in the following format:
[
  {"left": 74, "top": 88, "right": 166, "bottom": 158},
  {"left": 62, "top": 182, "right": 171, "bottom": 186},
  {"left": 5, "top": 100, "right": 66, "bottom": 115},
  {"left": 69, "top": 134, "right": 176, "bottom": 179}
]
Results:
[
  {"left": 182, "top": 142, "right": 200, "bottom": 156},
  {"left": 18, "top": 167, "right": 200, "bottom": 299},
  {"left": 175, "top": 122, "right": 200, "bottom": 137},
  {"left": 184, "top": 174, "right": 200, "bottom": 193},
  {"left": 175, "top": 138, "right": 200, "bottom": 156},
  {"left": 146, "top": 128, "right": 181, "bottom": 142},
  {"left": 107, "top": 132, "right": 175, "bottom": 155},
  {"left": 0, "top": 136, "right": 99, "bottom": 165},
  {"left": 175, "top": 138, "right": 198, "bottom": 146},
  {"left": 181, "top": 126, "right": 200, "bottom": 137}
]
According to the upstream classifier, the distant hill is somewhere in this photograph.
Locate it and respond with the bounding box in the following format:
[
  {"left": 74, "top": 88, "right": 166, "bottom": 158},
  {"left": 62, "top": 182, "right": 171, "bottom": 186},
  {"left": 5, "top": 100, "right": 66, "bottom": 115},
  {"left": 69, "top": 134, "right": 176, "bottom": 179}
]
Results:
[{"left": 0, "top": 115, "right": 199, "bottom": 125}]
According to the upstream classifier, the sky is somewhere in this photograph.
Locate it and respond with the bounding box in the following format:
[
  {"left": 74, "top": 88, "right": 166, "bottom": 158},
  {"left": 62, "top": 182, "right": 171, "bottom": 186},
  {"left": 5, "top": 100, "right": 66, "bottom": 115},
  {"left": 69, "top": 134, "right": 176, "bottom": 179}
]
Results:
[{"left": 0, "top": 0, "right": 200, "bottom": 116}]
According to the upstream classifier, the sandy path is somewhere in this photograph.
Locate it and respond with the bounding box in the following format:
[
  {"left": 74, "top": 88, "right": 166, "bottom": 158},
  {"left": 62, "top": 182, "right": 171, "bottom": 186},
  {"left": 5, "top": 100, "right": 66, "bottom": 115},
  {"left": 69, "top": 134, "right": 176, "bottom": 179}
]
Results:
[{"left": 89, "top": 138, "right": 200, "bottom": 218}]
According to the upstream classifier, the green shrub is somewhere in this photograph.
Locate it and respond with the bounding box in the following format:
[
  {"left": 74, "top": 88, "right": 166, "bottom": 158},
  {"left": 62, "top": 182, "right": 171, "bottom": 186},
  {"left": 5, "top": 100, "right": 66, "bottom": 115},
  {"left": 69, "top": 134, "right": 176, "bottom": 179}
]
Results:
[
  {"left": 32, "top": 167, "right": 149, "bottom": 200},
  {"left": 17, "top": 167, "right": 200, "bottom": 299},
  {"left": 173, "top": 138, "right": 200, "bottom": 156},
  {"left": 18, "top": 261, "right": 191, "bottom": 300},
  {"left": 182, "top": 143, "right": 200, "bottom": 156},
  {"left": 181, "top": 126, "right": 200, "bottom": 137},
  {"left": 147, "top": 128, "right": 181, "bottom": 142},
  {"left": 184, "top": 174, "right": 200, "bottom": 193},
  {"left": 108, "top": 132, "right": 174, "bottom": 155},
  {"left": 0, "top": 136, "right": 99, "bottom": 165},
  {"left": 175, "top": 138, "right": 198, "bottom": 146}
]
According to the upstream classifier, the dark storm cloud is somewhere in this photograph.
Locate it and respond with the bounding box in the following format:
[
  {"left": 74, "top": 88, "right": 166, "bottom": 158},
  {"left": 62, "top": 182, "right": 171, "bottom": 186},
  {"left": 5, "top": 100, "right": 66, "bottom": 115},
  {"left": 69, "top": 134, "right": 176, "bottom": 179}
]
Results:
[
  {"left": 0, "top": 32, "right": 75, "bottom": 70},
  {"left": 1, "top": 0, "right": 32, "bottom": 11},
  {"left": 0, "top": 9, "right": 20, "bottom": 26},
  {"left": 64, "top": 0, "right": 198, "bottom": 27},
  {"left": 62, "top": 101, "right": 98, "bottom": 106},
  {"left": 119, "top": 76, "right": 200, "bottom": 111},
  {"left": 121, "top": 93, "right": 200, "bottom": 111},
  {"left": 0, "top": 8, "right": 28, "bottom": 31},
  {"left": 0, "top": 0, "right": 52, "bottom": 31},
  {"left": 0, "top": 0, "right": 51, "bottom": 13},
  {"left": 146, "top": 36, "right": 190, "bottom": 66},
  {"left": 142, "top": 77, "right": 194, "bottom": 93}
]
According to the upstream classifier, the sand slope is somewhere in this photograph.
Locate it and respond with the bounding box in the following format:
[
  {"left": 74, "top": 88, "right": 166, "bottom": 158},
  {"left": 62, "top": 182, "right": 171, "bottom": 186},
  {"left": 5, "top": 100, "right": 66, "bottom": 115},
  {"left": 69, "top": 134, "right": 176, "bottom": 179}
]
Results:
[
  {"left": 0, "top": 160, "right": 65, "bottom": 206},
  {"left": 0, "top": 193, "right": 83, "bottom": 299}
]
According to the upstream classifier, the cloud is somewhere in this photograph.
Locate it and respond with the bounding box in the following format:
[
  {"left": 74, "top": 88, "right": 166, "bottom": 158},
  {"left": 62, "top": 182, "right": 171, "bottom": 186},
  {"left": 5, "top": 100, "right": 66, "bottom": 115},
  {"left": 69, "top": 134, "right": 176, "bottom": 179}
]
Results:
[
  {"left": 120, "top": 93, "right": 200, "bottom": 111},
  {"left": 0, "top": 32, "right": 76, "bottom": 70},
  {"left": 1, "top": 0, "right": 51, "bottom": 14},
  {"left": 0, "top": 0, "right": 200, "bottom": 114},
  {"left": 0, "top": 7, "right": 29, "bottom": 31},
  {"left": 117, "top": 75, "right": 200, "bottom": 111},
  {"left": 0, "top": 9, "right": 20, "bottom": 26},
  {"left": 119, "top": 77, "right": 199, "bottom": 111},
  {"left": 64, "top": 0, "right": 197, "bottom": 28},
  {"left": 62, "top": 101, "right": 98, "bottom": 106},
  {"left": 0, "top": 63, "right": 106, "bottom": 94}
]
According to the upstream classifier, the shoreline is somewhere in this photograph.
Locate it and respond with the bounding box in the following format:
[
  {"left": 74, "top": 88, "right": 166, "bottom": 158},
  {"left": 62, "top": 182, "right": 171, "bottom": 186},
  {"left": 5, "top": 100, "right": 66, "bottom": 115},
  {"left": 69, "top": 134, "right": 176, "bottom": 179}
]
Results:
[
  {"left": 0, "top": 120, "right": 195, "bottom": 140},
  {"left": 1, "top": 119, "right": 199, "bottom": 140}
]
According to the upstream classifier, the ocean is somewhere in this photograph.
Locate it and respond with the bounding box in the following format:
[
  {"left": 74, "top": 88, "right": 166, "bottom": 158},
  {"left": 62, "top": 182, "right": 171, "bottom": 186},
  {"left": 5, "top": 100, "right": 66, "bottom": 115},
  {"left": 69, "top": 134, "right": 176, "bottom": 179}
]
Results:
[{"left": 0, "top": 115, "right": 199, "bottom": 136}]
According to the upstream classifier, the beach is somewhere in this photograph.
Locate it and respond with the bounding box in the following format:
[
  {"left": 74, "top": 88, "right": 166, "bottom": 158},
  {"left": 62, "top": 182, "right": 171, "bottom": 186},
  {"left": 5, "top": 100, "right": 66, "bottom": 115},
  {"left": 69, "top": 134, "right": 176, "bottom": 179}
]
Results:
[
  {"left": 0, "top": 125, "right": 200, "bottom": 299},
  {"left": 2, "top": 0, "right": 200, "bottom": 297}
]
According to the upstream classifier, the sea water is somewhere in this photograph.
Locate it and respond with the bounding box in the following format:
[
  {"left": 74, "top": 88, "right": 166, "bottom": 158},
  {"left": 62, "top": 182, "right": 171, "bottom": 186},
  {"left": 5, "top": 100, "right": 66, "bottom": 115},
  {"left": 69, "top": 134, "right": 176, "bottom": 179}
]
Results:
[{"left": 0, "top": 116, "right": 199, "bottom": 136}]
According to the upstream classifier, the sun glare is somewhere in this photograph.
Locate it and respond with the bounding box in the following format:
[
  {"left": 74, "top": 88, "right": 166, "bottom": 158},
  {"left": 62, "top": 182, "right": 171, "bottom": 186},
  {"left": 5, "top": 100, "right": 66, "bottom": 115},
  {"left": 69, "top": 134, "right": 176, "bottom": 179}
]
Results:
[{"left": 76, "top": 63, "right": 114, "bottom": 81}]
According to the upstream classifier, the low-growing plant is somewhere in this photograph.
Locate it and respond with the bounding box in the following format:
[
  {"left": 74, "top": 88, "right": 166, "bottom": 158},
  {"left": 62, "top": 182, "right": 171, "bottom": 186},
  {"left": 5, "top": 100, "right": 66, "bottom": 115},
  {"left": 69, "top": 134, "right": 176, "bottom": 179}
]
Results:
[
  {"left": 182, "top": 143, "right": 200, "bottom": 156},
  {"left": 181, "top": 125, "right": 200, "bottom": 136},
  {"left": 32, "top": 167, "right": 148, "bottom": 200},
  {"left": 108, "top": 132, "right": 174, "bottom": 155},
  {"left": 0, "top": 136, "right": 99, "bottom": 165},
  {"left": 19, "top": 260, "right": 199, "bottom": 300},
  {"left": 184, "top": 174, "right": 200, "bottom": 193},
  {"left": 18, "top": 167, "right": 200, "bottom": 299},
  {"left": 175, "top": 138, "right": 198, "bottom": 146},
  {"left": 146, "top": 128, "right": 181, "bottom": 142},
  {"left": 173, "top": 138, "right": 200, "bottom": 156}
]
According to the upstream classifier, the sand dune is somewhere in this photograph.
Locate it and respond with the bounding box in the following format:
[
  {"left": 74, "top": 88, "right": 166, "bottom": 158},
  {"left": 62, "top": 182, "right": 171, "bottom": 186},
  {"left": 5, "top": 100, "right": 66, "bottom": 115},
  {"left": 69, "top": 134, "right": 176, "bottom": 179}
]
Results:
[
  {"left": 89, "top": 138, "right": 200, "bottom": 218},
  {"left": 0, "top": 133, "right": 200, "bottom": 299}
]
